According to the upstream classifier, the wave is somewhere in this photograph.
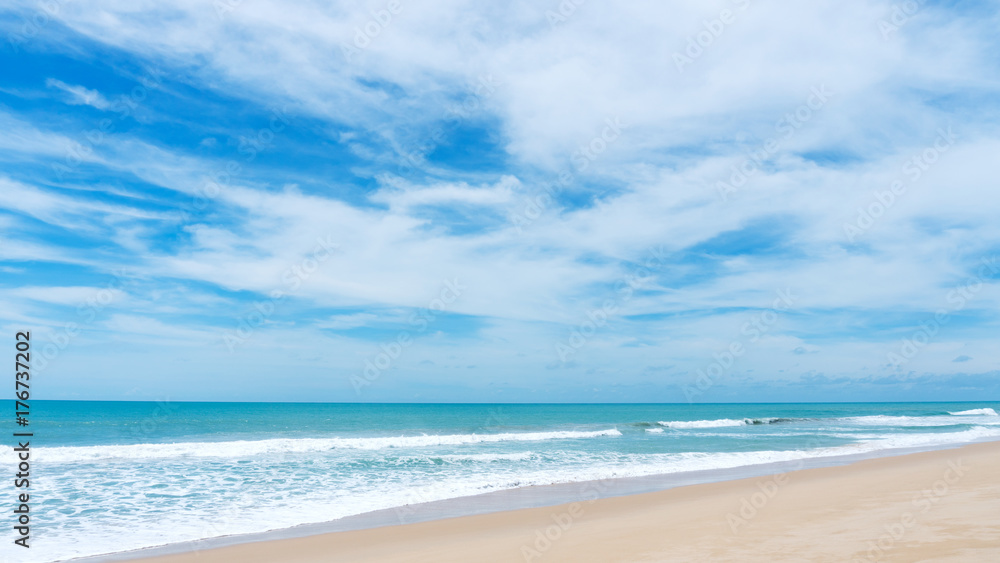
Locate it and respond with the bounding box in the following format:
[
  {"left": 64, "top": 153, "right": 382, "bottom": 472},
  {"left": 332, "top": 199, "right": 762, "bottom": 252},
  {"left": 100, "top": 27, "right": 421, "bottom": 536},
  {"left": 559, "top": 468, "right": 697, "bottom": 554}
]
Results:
[
  {"left": 949, "top": 408, "right": 998, "bottom": 416},
  {"left": 424, "top": 452, "right": 536, "bottom": 463},
  {"left": 19, "top": 423, "right": 1000, "bottom": 563},
  {"left": 858, "top": 425, "right": 1000, "bottom": 451},
  {"left": 746, "top": 417, "right": 797, "bottom": 425},
  {"left": 21, "top": 429, "right": 622, "bottom": 463},
  {"left": 840, "top": 415, "right": 984, "bottom": 427},
  {"left": 659, "top": 419, "right": 746, "bottom": 429},
  {"left": 657, "top": 417, "right": 796, "bottom": 429},
  {"left": 645, "top": 428, "right": 664, "bottom": 433}
]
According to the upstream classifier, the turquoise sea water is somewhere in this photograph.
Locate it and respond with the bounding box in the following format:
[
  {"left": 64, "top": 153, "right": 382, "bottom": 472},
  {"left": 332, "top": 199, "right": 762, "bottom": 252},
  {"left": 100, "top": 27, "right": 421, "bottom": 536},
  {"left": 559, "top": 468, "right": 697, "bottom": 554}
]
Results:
[{"left": 3, "top": 401, "right": 999, "bottom": 562}]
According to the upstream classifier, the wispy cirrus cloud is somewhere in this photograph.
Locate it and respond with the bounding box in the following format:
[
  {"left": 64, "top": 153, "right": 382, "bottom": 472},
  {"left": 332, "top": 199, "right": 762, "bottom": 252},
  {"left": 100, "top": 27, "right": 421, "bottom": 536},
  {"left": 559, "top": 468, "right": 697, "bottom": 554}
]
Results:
[
  {"left": 46, "top": 78, "right": 112, "bottom": 110},
  {"left": 0, "top": 0, "right": 998, "bottom": 401}
]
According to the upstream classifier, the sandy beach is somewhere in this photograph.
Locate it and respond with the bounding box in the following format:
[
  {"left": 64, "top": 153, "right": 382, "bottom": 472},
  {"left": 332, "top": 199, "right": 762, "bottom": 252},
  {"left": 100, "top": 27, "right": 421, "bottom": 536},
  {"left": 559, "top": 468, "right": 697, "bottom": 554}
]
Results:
[{"left": 123, "top": 440, "right": 1000, "bottom": 563}]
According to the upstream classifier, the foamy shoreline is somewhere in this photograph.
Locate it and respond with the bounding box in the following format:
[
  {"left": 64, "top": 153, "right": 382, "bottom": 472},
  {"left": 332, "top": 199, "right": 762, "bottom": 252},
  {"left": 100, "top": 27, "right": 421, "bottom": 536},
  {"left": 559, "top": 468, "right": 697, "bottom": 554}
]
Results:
[{"left": 70, "top": 437, "right": 1000, "bottom": 563}]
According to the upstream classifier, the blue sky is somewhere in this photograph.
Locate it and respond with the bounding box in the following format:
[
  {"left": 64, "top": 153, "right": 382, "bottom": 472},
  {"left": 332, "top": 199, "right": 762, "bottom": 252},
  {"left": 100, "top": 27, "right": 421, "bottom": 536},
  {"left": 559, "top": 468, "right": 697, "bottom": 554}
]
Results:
[{"left": 1, "top": 0, "right": 999, "bottom": 402}]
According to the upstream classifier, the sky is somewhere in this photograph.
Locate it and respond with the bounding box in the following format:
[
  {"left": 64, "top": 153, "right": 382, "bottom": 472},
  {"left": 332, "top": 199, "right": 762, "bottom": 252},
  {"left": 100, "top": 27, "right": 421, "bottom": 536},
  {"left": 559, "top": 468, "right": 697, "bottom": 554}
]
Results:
[{"left": 1, "top": 0, "right": 999, "bottom": 403}]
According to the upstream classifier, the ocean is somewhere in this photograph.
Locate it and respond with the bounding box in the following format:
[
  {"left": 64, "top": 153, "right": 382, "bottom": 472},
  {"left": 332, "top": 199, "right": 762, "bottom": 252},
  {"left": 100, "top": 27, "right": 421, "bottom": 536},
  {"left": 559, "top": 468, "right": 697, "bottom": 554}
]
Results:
[{"left": 3, "top": 401, "right": 1000, "bottom": 562}]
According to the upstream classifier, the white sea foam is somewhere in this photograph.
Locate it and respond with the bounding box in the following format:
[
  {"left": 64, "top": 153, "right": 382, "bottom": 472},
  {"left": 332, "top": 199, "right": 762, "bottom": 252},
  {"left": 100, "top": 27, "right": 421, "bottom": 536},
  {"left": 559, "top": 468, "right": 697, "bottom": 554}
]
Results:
[
  {"left": 22, "top": 429, "right": 622, "bottom": 463},
  {"left": 15, "top": 423, "right": 1000, "bottom": 563},
  {"left": 838, "top": 426, "right": 1000, "bottom": 453},
  {"left": 427, "top": 452, "right": 536, "bottom": 463},
  {"left": 645, "top": 428, "right": 664, "bottom": 433},
  {"left": 840, "top": 414, "right": 988, "bottom": 427},
  {"left": 657, "top": 417, "right": 789, "bottom": 429},
  {"left": 949, "top": 408, "right": 998, "bottom": 416},
  {"left": 683, "top": 412, "right": 1000, "bottom": 429},
  {"left": 659, "top": 419, "right": 748, "bottom": 429}
]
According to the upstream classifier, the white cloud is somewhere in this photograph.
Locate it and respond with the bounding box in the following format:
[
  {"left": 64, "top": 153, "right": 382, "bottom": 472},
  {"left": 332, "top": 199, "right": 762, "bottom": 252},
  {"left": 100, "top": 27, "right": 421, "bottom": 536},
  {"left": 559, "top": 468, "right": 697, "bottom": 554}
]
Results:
[
  {"left": 46, "top": 78, "right": 112, "bottom": 110},
  {"left": 370, "top": 175, "right": 518, "bottom": 211},
  {"left": 8, "top": 286, "right": 127, "bottom": 307},
  {"left": 315, "top": 313, "right": 380, "bottom": 330},
  {"left": 0, "top": 177, "right": 171, "bottom": 231},
  {"left": 3, "top": 0, "right": 999, "bottom": 391}
]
